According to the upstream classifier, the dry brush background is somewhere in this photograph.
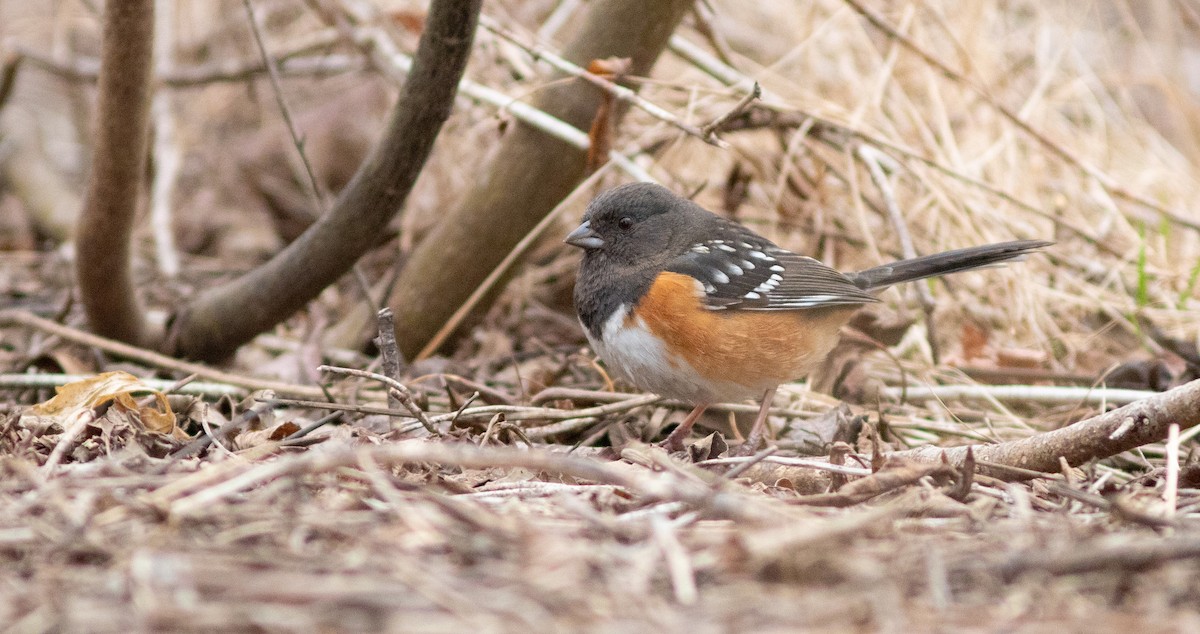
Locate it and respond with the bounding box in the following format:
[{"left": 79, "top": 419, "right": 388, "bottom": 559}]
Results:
[{"left": 2, "top": 0, "right": 1200, "bottom": 631}]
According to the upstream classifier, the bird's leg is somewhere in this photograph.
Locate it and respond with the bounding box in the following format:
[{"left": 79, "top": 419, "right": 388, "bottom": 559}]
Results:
[
  {"left": 736, "top": 386, "right": 777, "bottom": 456},
  {"left": 658, "top": 403, "right": 709, "bottom": 452}
]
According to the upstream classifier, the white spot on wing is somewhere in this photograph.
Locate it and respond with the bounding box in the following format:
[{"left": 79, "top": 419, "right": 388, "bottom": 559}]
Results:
[
  {"left": 743, "top": 291, "right": 761, "bottom": 299},
  {"left": 717, "top": 244, "right": 736, "bottom": 252},
  {"left": 724, "top": 263, "right": 744, "bottom": 276},
  {"left": 691, "top": 244, "right": 710, "bottom": 254},
  {"left": 754, "top": 273, "right": 783, "bottom": 294},
  {"left": 769, "top": 265, "right": 785, "bottom": 272},
  {"left": 710, "top": 270, "right": 730, "bottom": 285}
]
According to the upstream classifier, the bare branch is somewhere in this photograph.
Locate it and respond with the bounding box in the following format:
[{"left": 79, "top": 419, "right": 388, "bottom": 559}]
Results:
[
  {"left": 891, "top": 378, "right": 1200, "bottom": 479},
  {"left": 167, "top": 0, "right": 482, "bottom": 360},
  {"left": 75, "top": 0, "right": 156, "bottom": 346}
]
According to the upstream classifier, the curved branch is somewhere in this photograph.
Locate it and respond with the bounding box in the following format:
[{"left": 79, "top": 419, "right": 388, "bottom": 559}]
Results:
[
  {"left": 167, "top": 0, "right": 482, "bottom": 360},
  {"left": 891, "top": 378, "right": 1200, "bottom": 479},
  {"left": 76, "top": 0, "right": 155, "bottom": 346}
]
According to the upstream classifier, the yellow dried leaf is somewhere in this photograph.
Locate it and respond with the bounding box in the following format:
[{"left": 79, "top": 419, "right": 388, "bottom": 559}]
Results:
[{"left": 31, "top": 371, "right": 179, "bottom": 436}]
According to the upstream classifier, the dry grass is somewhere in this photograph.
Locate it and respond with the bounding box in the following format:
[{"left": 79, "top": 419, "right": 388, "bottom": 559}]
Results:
[{"left": 2, "top": 0, "right": 1200, "bottom": 631}]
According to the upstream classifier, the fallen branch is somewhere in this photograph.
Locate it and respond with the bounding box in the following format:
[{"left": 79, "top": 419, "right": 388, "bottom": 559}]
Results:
[
  {"left": 991, "top": 537, "right": 1200, "bottom": 580},
  {"left": 891, "top": 378, "right": 1200, "bottom": 479},
  {"left": 0, "top": 310, "right": 327, "bottom": 399},
  {"left": 788, "top": 460, "right": 958, "bottom": 507},
  {"left": 884, "top": 383, "right": 1158, "bottom": 406}
]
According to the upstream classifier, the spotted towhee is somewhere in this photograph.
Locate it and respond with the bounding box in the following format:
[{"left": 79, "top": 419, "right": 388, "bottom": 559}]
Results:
[{"left": 565, "top": 182, "right": 1050, "bottom": 452}]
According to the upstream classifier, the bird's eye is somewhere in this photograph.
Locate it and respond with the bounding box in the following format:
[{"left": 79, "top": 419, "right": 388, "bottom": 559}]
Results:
[{"left": 618, "top": 217, "right": 634, "bottom": 230}]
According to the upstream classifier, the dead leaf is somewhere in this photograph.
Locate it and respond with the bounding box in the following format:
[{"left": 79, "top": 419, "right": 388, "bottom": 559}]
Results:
[
  {"left": 687, "top": 432, "right": 728, "bottom": 462},
  {"left": 232, "top": 421, "right": 300, "bottom": 450},
  {"left": 584, "top": 57, "right": 630, "bottom": 175},
  {"left": 30, "top": 371, "right": 182, "bottom": 438}
]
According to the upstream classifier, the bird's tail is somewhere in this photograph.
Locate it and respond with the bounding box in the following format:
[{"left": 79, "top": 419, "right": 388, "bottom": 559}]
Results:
[{"left": 847, "top": 240, "right": 1052, "bottom": 291}]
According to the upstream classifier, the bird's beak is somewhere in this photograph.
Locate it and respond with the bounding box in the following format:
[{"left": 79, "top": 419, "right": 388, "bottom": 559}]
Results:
[{"left": 564, "top": 220, "right": 604, "bottom": 249}]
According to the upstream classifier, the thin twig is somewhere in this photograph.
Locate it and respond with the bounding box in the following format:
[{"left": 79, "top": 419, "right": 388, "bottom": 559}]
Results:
[
  {"left": 319, "top": 365, "right": 438, "bottom": 434},
  {"left": 858, "top": 144, "right": 940, "bottom": 362},
  {"left": 478, "top": 15, "right": 725, "bottom": 148},
  {"left": 171, "top": 392, "right": 277, "bottom": 458},
  {"left": 6, "top": 28, "right": 360, "bottom": 87},
  {"left": 0, "top": 373, "right": 240, "bottom": 398},
  {"left": 1044, "top": 481, "right": 1177, "bottom": 529},
  {"left": 0, "top": 311, "right": 327, "bottom": 399},
  {"left": 241, "top": 0, "right": 327, "bottom": 207},
  {"left": 42, "top": 410, "right": 96, "bottom": 473},
  {"left": 695, "top": 454, "right": 872, "bottom": 477},
  {"left": 0, "top": 51, "right": 20, "bottom": 111},
  {"left": 199, "top": 407, "right": 239, "bottom": 459},
  {"left": 1165, "top": 423, "right": 1180, "bottom": 521},
  {"left": 331, "top": 4, "right": 654, "bottom": 182},
  {"left": 374, "top": 308, "right": 404, "bottom": 410},
  {"left": 882, "top": 383, "right": 1157, "bottom": 406},
  {"left": 700, "top": 81, "right": 760, "bottom": 141},
  {"left": 259, "top": 392, "right": 663, "bottom": 426},
  {"left": 990, "top": 537, "right": 1200, "bottom": 580},
  {"left": 282, "top": 411, "right": 345, "bottom": 443},
  {"left": 530, "top": 387, "right": 836, "bottom": 419},
  {"left": 720, "top": 445, "right": 779, "bottom": 480},
  {"left": 446, "top": 391, "right": 480, "bottom": 429}
]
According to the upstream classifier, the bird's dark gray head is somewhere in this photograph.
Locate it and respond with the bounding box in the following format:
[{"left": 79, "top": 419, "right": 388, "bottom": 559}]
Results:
[{"left": 564, "top": 183, "right": 716, "bottom": 267}]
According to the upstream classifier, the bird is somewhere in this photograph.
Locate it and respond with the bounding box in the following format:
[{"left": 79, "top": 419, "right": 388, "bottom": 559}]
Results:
[{"left": 565, "top": 182, "right": 1050, "bottom": 453}]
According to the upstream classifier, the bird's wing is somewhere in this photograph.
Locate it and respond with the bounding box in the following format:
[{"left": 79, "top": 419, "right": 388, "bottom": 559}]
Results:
[{"left": 665, "top": 221, "right": 878, "bottom": 311}]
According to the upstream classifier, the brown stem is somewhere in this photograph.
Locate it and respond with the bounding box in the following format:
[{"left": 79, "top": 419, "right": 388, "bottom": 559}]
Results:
[
  {"left": 890, "top": 378, "right": 1200, "bottom": 479},
  {"left": 75, "top": 0, "right": 155, "bottom": 346},
  {"left": 167, "top": 0, "right": 481, "bottom": 360}
]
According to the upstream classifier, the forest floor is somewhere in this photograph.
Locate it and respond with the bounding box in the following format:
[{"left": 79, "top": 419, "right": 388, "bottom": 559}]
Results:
[{"left": 3, "top": 1, "right": 1200, "bottom": 632}]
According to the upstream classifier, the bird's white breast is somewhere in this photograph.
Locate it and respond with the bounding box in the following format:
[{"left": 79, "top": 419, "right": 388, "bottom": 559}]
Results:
[{"left": 584, "top": 305, "right": 755, "bottom": 404}]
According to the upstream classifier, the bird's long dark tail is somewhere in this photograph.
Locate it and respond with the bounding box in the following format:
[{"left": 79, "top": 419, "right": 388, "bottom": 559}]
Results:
[{"left": 847, "top": 240, "right": 1052, "bottom": 291}]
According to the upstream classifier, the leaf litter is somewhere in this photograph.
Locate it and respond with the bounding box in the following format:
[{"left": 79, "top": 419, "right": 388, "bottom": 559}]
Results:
[{"left": 2, "top": 0, "right": 1200, "bottom": 631}]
